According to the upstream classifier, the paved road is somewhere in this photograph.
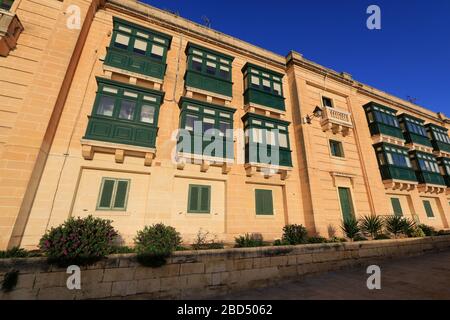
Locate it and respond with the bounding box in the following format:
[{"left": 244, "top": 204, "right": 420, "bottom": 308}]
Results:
[{"left": 216, "top": 250, "right": 450, "bottom": 300}]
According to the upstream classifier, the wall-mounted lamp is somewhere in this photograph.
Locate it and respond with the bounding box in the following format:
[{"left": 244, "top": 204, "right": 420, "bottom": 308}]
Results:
[{"left": 304, "top": 106, "right": 323, "bottom": 124}]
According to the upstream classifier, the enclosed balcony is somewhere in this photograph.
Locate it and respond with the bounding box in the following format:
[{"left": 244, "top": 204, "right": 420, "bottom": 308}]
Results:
[
  {"left": 320, "top": 106, "right": 353, "bottom": 136},
  {"left": 425, "top": 123, "right": 450, "bottom": 157},
  {"left": 242, "top": 113, "right": 292, "bottom": 180},
  {"left": 410, "top": 151, "right": 446, "bottom": 194},
  {"left": 103, "top": 17, "right": 172, "bottom": 83},
  {"left": 437, "top": 157, "right": 450, "bottom": 187},
  {"left": 184, "top": 43, "right": 234, "bottom": 101},
  {"left": 373, "top": 143, "right": 417, "bottom": 190},
  {"left": 363, "top": 102, "right": 405, "bottom": 146},
  {"left": 242, "top": 63, "right": 285, "bottom": 114},
  {"left": 175, "top": 97, "right": 236, "bottom": 174},
  {"left": 82, "top": 78, "right": 164, "bottom": 166},
  {"left": 397, "top": 113, "right": 433, "bottom": 152}
]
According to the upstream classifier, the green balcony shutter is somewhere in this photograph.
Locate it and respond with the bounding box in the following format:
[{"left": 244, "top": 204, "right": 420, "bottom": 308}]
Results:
[
  {"left": 423, "top": 200, "right": 435, "bottom": 218},
  {"left": 99, "top": 179, "right": 115, "bottom": 209},
  {"left": 390, "top": 198, "right": 403, "bottom": 217},
  {"left": 255, "top": 189, "right": 273, "bottom": 215},
  {"left": 113, "top": 180, "right": 129, "bottom": 209},
  {"left": 200, "top": 186, "right": 211, "bottom": 212},
  {"left": 338, "top": 187, "right": 354, "bottom": 221}
]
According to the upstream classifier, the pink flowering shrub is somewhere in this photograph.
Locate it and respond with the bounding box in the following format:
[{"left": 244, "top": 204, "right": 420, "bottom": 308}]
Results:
[{"left": 39, "top": 215, "right": 118, "bottom": 266}]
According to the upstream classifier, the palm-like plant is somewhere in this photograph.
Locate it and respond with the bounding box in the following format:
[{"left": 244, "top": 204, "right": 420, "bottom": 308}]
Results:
[
  {"left": 341, "top": 217, "right": 360, "bottom": 241},
  {"left": 360, "top": 215, "right": 384, "bottom": 239},
  {"left": 385, "top": 215, "right": 412, "bottom": 238}
]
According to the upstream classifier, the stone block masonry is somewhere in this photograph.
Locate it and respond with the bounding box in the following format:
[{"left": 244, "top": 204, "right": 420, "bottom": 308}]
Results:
[{"left": 1, "top": 236, "right": 450, "bottom": 300}]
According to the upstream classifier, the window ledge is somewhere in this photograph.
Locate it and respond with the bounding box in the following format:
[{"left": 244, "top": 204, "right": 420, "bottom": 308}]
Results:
[
  {"left": 81, "top": 138, "right": 156, "bottom": 166},
  {"left": 185, "top": 86, "right": 232, "bottom": 104},
  {"left": 417, "top": 183, "right": 447, "bottom": 195},
  {"left": 383, "top": 179, "right": 418, "bottom": 191},
  {"left": 244, "top": 163, "right": 292, "bottom": 180},
  {"left": 405, "top": 142, "right": 433, "bottom": 154},
  {"left": 0, "top": 9, "right": 23, "bottom": 57},
  {"left": 244, "top": 103, "right": 286, "bottom": 118},
  {"left": 176, "top": 152, "right": 233, "bottom": 174},
  {"left": 371, "top": 134, "right": 406, "bottom": 147},
  {"left": 433, "top": 150, "right": 450, "bottom": 159},
  {"left": 102, "top": 64, "right": 163, "bottom": 90}
]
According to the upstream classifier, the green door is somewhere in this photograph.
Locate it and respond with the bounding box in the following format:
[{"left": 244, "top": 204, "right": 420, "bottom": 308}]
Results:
[{"left": 338, "top": 187, "right": 355, "bottom": 221}]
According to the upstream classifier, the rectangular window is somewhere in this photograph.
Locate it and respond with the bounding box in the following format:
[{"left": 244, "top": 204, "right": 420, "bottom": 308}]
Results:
[
  {"left": 423, "top": 200, "right": 434, "bottom": 218},
  {"left": 338, "top": 187, "right": 354, "bottom": 221},
  {"left": 96, "top": 96, "right": 115, "bottom": 117},
  {"left": 118, "top": 100, "right": 136, "bottom": 120},
  {"left": 322, "top": 96, "right": 333, "bottom": 108},
  {"left": 330, "top": 140, "right": 344, "bottom": 158},
  {"left": 97, "top": 178, "right": 130, "bottom": 211},
  {"left": 188, "top": 185, "right": 211, "bottom": 213},
  {"left": 245, "top": 65, "right": 283, "bottom": 97},
  {"left": 255, "top": 189, "right": 274, "bottom": 215},
  {"left": 140, "top": 105, "right": 155, "bottom": 124},
  {"left": 391, "top": 198, "right": 403, "bottom": 217}
]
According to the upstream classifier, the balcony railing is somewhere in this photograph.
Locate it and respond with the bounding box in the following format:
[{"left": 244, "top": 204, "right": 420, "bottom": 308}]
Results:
[
  {"left": 185, "top": 70, "right": 232, "bottom": 98},
  {"left": 320, "top": 106, "right": 353, "bottom": 136},
  {"left": 243, "top": 88, "right": 285, "bottom": 112}
]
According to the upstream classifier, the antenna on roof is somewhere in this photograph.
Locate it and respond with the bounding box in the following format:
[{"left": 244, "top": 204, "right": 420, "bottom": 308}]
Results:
[
  {"left": 202, "top": 15, "right": 212, "bottom": 28},
  {"left": 406, "top": 96, "right": 418, "bottom": 104}
]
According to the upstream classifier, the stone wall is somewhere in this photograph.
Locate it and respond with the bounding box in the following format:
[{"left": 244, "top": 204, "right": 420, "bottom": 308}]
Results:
[{"left": 1, "top": 236, "right": 450, "bottom": 300}]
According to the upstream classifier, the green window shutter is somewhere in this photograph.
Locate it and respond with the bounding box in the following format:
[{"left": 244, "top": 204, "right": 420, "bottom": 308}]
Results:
[
  {"left": 188, "top": 185, "right": 210, "bottom": 213},
  {"left": 200, "top": 186, "right": 211, "bottom": 212},
  {"left": 338, "top": 187, "right": 354, "bottom": 221},
  {"left": 113, "top": 180, "right": 129, "bottom": 209},
  {"left": 98, "top": 179, "right": 115, "bottom": 209},
  {"left": 255, "top": 189, "right": 273, "bottom": 215},
  {"left": 391, "top": 198, "right": 403, "bottom": 217},
  {"left": 188, "top": 185, "right": 199, "bottom": 212},
  {"left": 330, "top": 140, "right": 344, "bottom": 157},
  {"left": 423, "top": 200, "right": 435, "bottom": 218}
]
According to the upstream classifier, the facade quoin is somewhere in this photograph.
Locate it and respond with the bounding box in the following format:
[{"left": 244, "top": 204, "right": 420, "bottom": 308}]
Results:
[{"left": 0, "top": 0, "right": 449, "bottom": 250}]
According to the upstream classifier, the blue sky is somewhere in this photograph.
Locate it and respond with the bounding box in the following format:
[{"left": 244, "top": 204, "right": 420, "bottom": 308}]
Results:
[{"left": 143, "top": 0, "right": 450, "bottom": 114}]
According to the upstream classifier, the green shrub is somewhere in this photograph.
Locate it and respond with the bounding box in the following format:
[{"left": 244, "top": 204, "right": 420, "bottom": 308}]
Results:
[
  {"left": 39, "top": 215, "right": 118, "bottom": 267},
  {"left": 191, "top": 229, "right": 225, "bottom": 250},
  {"left": 360, "top": 215, "right": 384, "bottom": 239},
  {"left": 307, "top": 236, "right": 328, "bottom": 244},
  {"left": 0, "top": 247, "right": 29, "bottom": 259},
  {"left": 134, "top": 223, "right": 181, "bottom": 268},
  {"left": 407, "top": 226, "right": 426, "bottom": 238},
  {"left": 281, "top": 224, "right": 308, "bottom": 245},
  {"left": 353, "top": 235, "right": 368, "bottom": 242},
  {"left": 418, "top": 224, "right": 436, "bottom": 236},
  {"left": 1, "top": 270, "right": 19, "bottom": 292},
  {"left": 341, "top": 217, "right": 360, "bottom": 241},
  {"left": 327, "top": 237, "right": 347, "bottom": 243},
  {"left": 374, "top": 234, "right": 391, "bottom": 240},
  {"left": 234, "top": 233, "right": 264, "bottom": 248}
]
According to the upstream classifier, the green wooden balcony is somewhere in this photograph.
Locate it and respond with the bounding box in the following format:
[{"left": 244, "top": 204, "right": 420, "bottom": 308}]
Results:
[
  {"left": 244, "top": 88, "right": 285, "bottom": 111},
  {"left": 406, "top": 132, "right": 432, "bottom": 147},
  {"left": 379, "top": 165, "right": 417, "bottom": 182},
  {"left": 184, "top": 70, "right": 232, "bottom": 97},
  {"left": 0, "top": 0, "right": 13, "bottom": 10},
  {"left": 245, "top": 144, "right": 292, "bottom": 167},
  {"left": 416, "top": 171, "right": 446, "bottom": 186},
  {"left": 368, "top": 122, "right": 404, "bottom": 140},
  {"left": 433, "top": 140, "right": 450, "bottom": 154},
  {"left": 84, "top": 116, "right": 158, "bottom": 148},
  {"left": 177, "top": 134, "right": 234, "bottom": 160},
  {"left": 104, "top": 47, "right": 167, "bottom": 80}
]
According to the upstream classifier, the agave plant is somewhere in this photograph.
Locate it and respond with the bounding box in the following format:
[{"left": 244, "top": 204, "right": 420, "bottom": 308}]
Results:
[
  {"left": 340, "top": 217, "right": 360, "bottom": 241},
  {"left": 360, "top": 215, "right": 384, "bottom": 239},
  {"left": 385, "top": 215, "right": 411, "bottom": 238}
]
